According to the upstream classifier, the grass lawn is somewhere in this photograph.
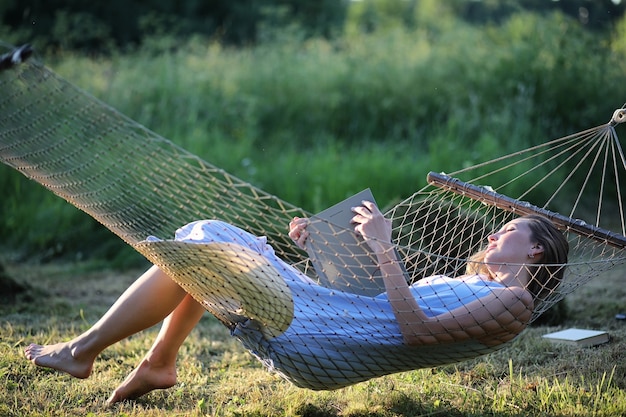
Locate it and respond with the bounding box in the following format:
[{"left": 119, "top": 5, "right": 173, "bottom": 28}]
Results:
[{"left": 1, "top": 258, "right": 626, "bottom": 416}]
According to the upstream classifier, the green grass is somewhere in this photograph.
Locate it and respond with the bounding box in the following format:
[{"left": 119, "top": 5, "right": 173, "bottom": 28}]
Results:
[{"left": 1, "top": 260, "right": 626, "bottom": 416}]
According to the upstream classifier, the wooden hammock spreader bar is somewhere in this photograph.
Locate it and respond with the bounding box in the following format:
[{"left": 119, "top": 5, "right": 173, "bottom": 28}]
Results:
[{"left": 427, "top": 171, "right": 626, "bottom": 249}]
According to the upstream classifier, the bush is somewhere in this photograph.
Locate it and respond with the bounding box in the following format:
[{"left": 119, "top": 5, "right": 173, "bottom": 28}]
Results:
[{"left": 1, "top": 10, "right": 625, "bottom": 264}]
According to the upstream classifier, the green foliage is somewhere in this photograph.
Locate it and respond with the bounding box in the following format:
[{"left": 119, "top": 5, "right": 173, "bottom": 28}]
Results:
[
  {"left": 345, "top": 0, "right": 626, "bottom": 33},
  {"left": 2, "top": 10, "right": 626, "bottom": 264},
  {"left": 0, "top": 166, "right": 143, "bottom": 267},
  {"left": 4, "top": 0, "right": 625, "bottom": 55},
  {"left": 2, "top": 0, "right": 350, "bottom": 52}
]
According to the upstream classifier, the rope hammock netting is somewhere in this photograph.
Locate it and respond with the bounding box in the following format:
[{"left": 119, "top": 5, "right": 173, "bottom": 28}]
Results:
[{"left": 1, "top": 44, "right": 626, "bottom": 390}]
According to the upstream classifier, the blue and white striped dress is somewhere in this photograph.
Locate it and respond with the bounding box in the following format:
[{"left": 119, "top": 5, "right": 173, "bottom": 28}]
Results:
[{"left": 162, "top": 220, "right": 506, "bottom": 390}]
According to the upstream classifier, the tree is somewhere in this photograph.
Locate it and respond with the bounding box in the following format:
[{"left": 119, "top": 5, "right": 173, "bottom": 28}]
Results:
[
  {"left": 460, "top": 0, "right": 626, "bottom": 30},
  {"left": 1, "top": 0, "right": 350, "bottom": 53}
]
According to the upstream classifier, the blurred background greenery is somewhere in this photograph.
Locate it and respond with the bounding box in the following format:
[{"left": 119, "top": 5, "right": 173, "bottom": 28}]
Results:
[{"left": 2, "top": 0, "right": 626, "bottom": 267}]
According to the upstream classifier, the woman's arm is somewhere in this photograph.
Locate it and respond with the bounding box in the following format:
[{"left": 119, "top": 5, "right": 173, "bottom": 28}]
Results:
[
  {"left": 387, "top": 281, "right": 533, "bottom": 347},
  {"left": 353, "top": 201, "right": 533, "bottom": 347}
]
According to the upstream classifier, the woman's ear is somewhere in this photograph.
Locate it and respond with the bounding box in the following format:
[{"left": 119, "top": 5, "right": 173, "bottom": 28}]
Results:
[{"left": 529, "top": 243, "right": 544, "bottom": 259}]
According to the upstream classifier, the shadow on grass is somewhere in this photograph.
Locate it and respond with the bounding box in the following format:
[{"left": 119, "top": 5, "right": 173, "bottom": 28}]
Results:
[
  {"left": 0, "top": 262, "right": 46, "bottom": 305},
  {"left": 293, "top": 391, "right": 540, "bottom": 417}
]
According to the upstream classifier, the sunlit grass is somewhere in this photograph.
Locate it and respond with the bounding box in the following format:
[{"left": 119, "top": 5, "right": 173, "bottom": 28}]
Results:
[{"left": 1, "top": 260, "right": 625, "bottom": 416}]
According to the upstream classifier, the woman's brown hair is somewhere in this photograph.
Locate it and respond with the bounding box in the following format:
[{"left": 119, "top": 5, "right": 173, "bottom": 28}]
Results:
[{"left": 467, "top": 214, "right": 569, "bottom": 302}]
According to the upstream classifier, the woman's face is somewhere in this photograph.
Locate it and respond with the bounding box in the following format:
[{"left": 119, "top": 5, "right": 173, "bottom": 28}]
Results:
[{"left": 484, "top": 218, "right": 538, "bottom": 267}]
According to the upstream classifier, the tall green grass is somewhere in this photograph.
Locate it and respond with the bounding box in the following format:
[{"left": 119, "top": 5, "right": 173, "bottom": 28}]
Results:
[{"left": 2, "top": 11, "right": 626, "bottom": 264}]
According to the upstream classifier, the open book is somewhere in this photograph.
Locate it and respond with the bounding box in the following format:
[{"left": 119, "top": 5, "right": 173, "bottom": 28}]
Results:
[
  {"left": 542, "top": 328, "right": 610, "bottom": 348},
  {"left": 304, "top": 189, "right": 408, "bottom": 296}
]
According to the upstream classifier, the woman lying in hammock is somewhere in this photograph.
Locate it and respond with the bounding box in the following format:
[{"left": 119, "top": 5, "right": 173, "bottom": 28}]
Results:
[{"left": 24, "top": 200, "right": 568, "bottom": 405}]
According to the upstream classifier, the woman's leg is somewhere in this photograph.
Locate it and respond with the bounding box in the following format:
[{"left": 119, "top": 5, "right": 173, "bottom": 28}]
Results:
[
  {"left": 106, "top": 293, "right": 206, "bottom": 404},
  {"left": 24, "top": 265, "right": 189, "bottom": 378}
]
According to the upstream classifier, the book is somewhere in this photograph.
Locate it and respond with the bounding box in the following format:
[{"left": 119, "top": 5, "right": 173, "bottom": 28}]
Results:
[
  {"left": 542, "top": 328, "right": 610, "bottom": 348},
  {"left": 304, "top": 188, "right": 408, "bottom": 296}
]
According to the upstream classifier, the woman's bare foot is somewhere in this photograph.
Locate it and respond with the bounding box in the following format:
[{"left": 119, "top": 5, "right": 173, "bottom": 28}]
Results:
[
  {"left": 24, "top": 342, "right": 93, "bottom": 379},
  {"left": 106, "top": 358, "right": 177, "bottom": 405}
]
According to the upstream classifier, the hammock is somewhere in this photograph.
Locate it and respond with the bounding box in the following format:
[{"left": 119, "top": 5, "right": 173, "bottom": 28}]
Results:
[{"left": 1, "top": 44, "right": 626, "bottom": 390}]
